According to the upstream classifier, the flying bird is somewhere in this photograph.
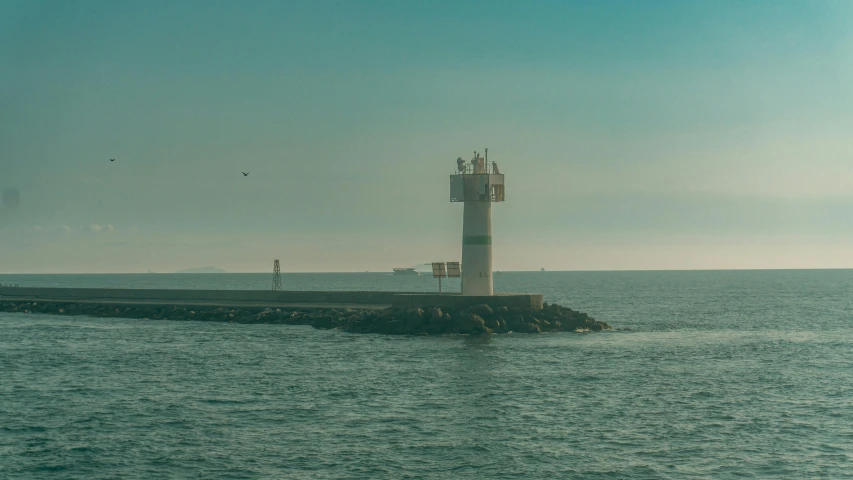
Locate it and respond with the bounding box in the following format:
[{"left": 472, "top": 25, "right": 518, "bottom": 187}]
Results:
[
  {"left": 110, "top": 159, "right": 115, "bottom": 162},
  {"left": 242, "top": 172, "right": 249, "bottom": 176}
]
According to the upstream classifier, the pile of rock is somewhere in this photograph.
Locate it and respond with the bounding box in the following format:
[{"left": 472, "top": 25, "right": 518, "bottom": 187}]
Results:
[
  {"left": 0, "top": 301, "right": 610, "bottom": 335},
  {"left": 344, "top": 303, "right": 610, "bottom": 334}
]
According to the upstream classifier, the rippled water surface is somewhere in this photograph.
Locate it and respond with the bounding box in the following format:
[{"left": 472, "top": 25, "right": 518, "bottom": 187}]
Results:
[{"left": 2, "top": 271, "right": 852, "bottom": 478}]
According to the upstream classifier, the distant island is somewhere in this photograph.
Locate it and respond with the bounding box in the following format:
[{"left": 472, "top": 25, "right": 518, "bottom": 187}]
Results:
[{"left": 175, "top": 266, "right": 228, "bottom": 274}]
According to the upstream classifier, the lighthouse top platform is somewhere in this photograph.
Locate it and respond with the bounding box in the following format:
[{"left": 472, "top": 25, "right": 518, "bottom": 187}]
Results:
[{"left": 450, "top": 152, "right": 505, "bottom": 203}]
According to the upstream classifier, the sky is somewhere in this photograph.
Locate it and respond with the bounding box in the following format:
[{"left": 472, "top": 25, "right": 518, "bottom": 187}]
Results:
[{"left": 2, "top": 0, "right": 853, "bottom": 273}]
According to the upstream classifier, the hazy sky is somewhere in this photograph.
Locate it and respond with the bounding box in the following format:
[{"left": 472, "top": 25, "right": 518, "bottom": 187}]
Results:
[{"left": 2, "top": 0, "right": 853, "bottom": 273}]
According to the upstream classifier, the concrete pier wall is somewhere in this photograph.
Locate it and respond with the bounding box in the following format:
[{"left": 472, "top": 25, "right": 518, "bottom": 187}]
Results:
[
  {"left": 0, "top": 287, "right": 398, "bottom": 307},
  {"left": 0, "top": 287, "right": 543, "bottom": 310},
  {"left": 391, "top": 293, "right": 543, "bottom": 310}
]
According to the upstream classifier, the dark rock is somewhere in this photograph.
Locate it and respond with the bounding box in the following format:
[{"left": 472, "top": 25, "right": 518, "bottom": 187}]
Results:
[
  {"left": 468, "top": 304, "right": 494, "bottom": 318},
  {"left": 425, "top": 307, "right": 443, "bottom": 324},
  {"left": 405, "top": 308, "right": 425, "bottom": 330},
  {"left": 423, "top": 324, "right": 443, "bottom": 335},
  {"left": 311, "top": 315, "right": 337, "bottom": 329},
  {"left": 505, "top": 313, "right": 526, "bottom": 332},
  {"left": 381, "top": 319, "right": 403, "bottom": 334},
  {"left": 457, "top": 313, "right": 488, "bottom": 335},
  {"left": 404, "top": 317, "right": 422, "bottom": 331}
]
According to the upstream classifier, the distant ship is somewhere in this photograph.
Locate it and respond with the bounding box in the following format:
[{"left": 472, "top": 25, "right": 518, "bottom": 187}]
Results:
[{"left": 393, "top": 268, "right": 420, "bottom": 276}]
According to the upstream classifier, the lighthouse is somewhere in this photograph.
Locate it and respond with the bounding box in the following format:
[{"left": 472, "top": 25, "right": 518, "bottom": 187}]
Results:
[{"left": 450, "top": 149, "right": 505, "bottom": 296}]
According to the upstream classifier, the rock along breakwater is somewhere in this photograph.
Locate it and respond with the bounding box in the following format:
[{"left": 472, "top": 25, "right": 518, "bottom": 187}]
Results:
[{"left": 0, "top": 301, "right": 610, "bottom": 335}]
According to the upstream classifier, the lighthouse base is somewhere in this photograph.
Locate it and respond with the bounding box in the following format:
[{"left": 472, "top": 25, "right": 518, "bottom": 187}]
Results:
[{"left": 391, "top": 293, "right": 543, "bottom": 310}]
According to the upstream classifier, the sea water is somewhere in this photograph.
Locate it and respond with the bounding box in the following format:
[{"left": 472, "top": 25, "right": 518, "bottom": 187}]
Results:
[{"left": 1, "top": 270, "right": 852, "bottom": 478}]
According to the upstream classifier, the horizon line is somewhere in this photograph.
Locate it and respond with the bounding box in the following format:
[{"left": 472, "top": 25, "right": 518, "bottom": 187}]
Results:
[{"left": 2, "top": 267, "right": 853, "bottom": 275}]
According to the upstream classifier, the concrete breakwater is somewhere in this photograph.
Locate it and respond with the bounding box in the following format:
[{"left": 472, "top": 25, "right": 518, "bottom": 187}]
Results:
[
  {"left": 0, "top": 287, "right": 544, "bottom": 310},
  {"left": 0, "top": 301, "right": 610, "bottom": 335}
]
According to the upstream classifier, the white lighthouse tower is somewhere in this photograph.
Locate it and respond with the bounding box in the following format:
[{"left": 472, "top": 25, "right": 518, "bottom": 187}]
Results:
[{"left": 450, "top": 149, "right": 505, "bottom": 296}]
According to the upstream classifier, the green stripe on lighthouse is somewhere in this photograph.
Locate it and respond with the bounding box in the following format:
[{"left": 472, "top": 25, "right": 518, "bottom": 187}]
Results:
[{"left": 463, "top": 235, "right": 492, "bottom": 245}]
